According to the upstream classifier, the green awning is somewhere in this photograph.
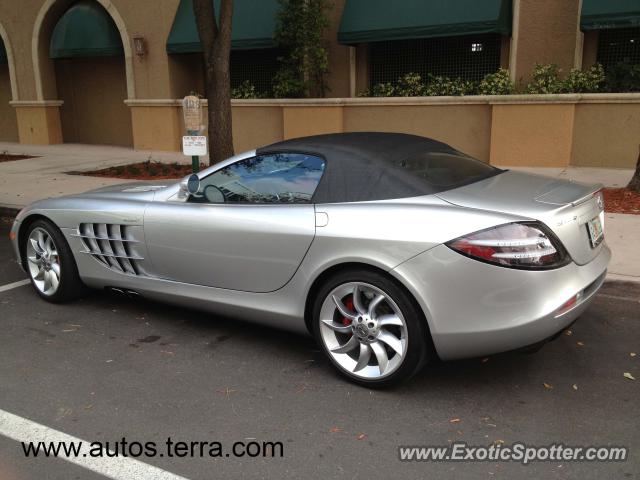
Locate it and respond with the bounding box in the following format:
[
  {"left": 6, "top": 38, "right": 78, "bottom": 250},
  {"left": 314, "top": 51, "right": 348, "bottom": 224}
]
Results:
[
  {"left": 50, "top": 0, "right": 123, "bottom": 59},
  {"left": 338, "top": 0, "right": 512, "bottom": 44},
  {"left": 0, "top": 38, "right": 7, "bottom": 63},
  {"left": 581, "top": 0, "right": 640, "bottom": 30},
  {"left": 166, "top": 0, "right": 279, "bottom": 53}
]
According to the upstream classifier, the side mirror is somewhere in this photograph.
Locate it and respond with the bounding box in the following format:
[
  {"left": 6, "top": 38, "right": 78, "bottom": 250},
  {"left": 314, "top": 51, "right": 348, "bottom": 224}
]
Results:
[{"left": 179, "top": 173, "right": 200, "bottom": 197}]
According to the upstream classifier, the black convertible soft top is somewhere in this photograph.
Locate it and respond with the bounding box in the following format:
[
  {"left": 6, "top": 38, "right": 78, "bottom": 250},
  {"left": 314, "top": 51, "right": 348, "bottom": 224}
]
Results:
[{"left": 257, "top": 132, "right": 500, "bottom": 204}]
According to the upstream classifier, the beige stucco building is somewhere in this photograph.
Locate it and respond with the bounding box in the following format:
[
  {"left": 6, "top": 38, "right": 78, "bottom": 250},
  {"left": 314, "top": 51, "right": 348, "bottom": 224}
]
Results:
[{"left": 0, "top": 0, "right": 639, "bottom": 168}]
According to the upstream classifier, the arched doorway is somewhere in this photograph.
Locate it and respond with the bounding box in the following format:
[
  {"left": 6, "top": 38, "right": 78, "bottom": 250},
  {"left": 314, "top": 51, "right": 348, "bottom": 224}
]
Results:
[
  {"left": 49, "top": 0, "right": 132, "bottom": 146},
  {"left": 0, "top": 30, "right": 19, "bottom": 142}
]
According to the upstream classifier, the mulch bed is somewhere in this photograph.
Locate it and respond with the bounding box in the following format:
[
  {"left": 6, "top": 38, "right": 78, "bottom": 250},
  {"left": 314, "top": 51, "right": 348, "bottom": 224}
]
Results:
[
  {"left": 68, "top": 161, "right": 206, "bottom": 180},
  {"left": 603, "top": 187, "right": 640, "bottom": 215},
  {"left": 0, "top": 153, "right": 36, "bottom": 163}
]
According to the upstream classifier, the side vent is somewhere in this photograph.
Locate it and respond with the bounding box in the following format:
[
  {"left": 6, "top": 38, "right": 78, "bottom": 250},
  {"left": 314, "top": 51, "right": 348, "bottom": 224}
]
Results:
[{"left": 74, "top": 223, "right": 143, "bottom": 275}]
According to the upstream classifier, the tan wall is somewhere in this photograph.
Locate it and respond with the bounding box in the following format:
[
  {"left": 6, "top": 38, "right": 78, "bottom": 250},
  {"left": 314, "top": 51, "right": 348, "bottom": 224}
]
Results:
[
  {"left": 490, "top": 103, "right": 575, "bottom": 167},
  {"left": 128, "top": 103, "right": 285, "bottom": 154},
  {"left": 168, "top": 53, "right": 205, "bottom": 99},
  {"left": 130, "top": 105, "right": 181, "bottom": 151},
  {"left": 0, "top": 64, "right": 18, "bottom": 141},
  {"left": 127, "top": 96, "right": 640, "bottom": 169},
  {"left": 283, "top": 106, "right": 343, "bottom": 139},
  {"left": 513, "top": 0, "right": 581, "bottom": 83},
  {"left": 571, "top": 103, "right": 640, "bottom": 168},
  {"left": 344, "top": 104, "right": 492, "bottom": 162},
  {"left": 14, "top": 104, "right": 63, "bottom": 144},
  {"left": 582, "top": 31, "right": 599, "bottom": 69},
  {"left": 231, "top": 105, "right": 283, "bottom": 153},
  {"left": 324, "top": 0, "right": 350, "bottom": 98},
  {"left": 55, "top": 57, "right": 132, "bottom": 146}
]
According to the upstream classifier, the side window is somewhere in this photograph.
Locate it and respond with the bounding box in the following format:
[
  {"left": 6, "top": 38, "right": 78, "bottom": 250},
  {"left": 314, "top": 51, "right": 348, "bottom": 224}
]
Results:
[{"left": 196, "top": 153, "right": 325, "bottom": 204}]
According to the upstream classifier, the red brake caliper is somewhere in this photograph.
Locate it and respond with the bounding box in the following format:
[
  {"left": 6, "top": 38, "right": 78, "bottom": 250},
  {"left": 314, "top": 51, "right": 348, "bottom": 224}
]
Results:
[{"left": 342, "top": 295, "right": 354, "bottom": 326}]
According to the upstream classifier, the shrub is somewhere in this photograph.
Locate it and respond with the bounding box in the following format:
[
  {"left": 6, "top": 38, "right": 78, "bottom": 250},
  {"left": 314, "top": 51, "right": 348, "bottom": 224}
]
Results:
[
  {"left": 562, "top": 63, "right": 605, "bottom": 93},
  {"left": 231, "top": 80, "right": 262, "bottom": 99},
  {"left": 477, "top": 68, "right": 514, "bottom": 95},
  {"left": 424, "top": 76, "right": 476, "bottom": 96},
  {"left": 358, "top": 82, "right": 396, "bottom": 97},
  {"left": 605, "top": 63, "right": 640, "bottom": 92},
  {"left": 525, "top": 64, "right": 563, "bottom": 94},
  {"left": 395, "top": 72, "right": 426, "bottom": 96}
]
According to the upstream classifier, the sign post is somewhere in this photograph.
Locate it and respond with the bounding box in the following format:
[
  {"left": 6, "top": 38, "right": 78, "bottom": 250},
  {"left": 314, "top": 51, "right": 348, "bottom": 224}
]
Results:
[{"left": 181, "top": 95, "right": 206, "bottom": 173}]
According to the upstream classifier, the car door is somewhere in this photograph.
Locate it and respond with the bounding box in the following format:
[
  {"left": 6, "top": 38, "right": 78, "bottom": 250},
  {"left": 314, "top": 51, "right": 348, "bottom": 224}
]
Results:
[{"left": 143, "top": 152, "right": 325, "bottom": 293}]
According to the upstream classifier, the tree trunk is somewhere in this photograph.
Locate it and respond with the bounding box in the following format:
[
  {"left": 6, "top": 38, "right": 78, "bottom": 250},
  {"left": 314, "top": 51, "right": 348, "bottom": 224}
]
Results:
[
  {"left": 628, "top": 146, "right": 640, "bottom": 193},
  {"left": 193, "top": 0, "right": 234, "bottom": 165}
]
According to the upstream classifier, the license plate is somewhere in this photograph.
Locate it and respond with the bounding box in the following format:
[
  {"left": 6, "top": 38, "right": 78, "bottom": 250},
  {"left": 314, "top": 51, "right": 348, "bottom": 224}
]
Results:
[{"left": 587, "top": 215, "right": 604, "bottom": 248}]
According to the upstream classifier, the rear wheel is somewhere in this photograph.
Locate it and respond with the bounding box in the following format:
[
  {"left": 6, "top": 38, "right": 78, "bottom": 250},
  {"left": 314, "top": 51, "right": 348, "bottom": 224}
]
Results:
[
  {"left": 312, "top": 269, "right": 430, "bottom": 387},
  {"left": 22, "top": 219, "right": 86, "bottom": 303}
]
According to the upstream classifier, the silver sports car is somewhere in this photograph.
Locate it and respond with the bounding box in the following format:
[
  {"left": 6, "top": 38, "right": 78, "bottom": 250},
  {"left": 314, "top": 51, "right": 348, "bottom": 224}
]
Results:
[{"left": 10, "top": 133, "right": 610, "bottom": 386}]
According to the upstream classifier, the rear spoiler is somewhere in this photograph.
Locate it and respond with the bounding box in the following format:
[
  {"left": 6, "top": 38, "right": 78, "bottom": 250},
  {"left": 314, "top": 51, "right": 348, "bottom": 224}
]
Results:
[{"left": 534, "top": 182, "right": 603, "bottom": 207}]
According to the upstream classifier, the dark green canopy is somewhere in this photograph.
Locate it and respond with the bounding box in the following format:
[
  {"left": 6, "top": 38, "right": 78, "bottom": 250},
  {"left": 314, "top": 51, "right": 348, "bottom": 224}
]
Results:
[
  {"left": 581, "top": 0, "right": 640, "bottom": 30},
  {"left": 50, "top": 0, "right": 123, "bottom": 58},
  {"left": 0, "top": 38, "right": 7, "bottom": 63},
  {"left": 338, "top": 0, "right": 512, "bottom": 45},
  {"left": 166, "top": 0, "right": 280, "bottom": 53}
]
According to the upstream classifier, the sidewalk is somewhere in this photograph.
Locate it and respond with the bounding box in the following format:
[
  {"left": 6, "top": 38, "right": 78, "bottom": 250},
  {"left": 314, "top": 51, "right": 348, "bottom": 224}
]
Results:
[
  {"left": 0, "top": 142, "right": 204, "bottom": 209},
  {"left": 1, "top": 142, "right": 638, "bottom": 282}
]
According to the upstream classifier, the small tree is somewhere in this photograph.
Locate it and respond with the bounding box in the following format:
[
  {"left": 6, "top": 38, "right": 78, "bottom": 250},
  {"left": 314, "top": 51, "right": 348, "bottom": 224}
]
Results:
[
  {"left": 273, "top": 0, "right": 331, "bottom": 98},
  {"left": 193, "top": 0, "right": 234, "bottom": 165},
  {"left": 628, "top": 146, "right": 640, "bottom": 193}
]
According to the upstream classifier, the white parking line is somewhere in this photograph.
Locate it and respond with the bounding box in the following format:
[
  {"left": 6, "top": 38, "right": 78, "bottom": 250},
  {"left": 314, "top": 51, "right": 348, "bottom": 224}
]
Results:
[
  {"left": 0, "top": 409, "right": 189, "bottom": 480},
  {"left": 0, "top": 279, "right": 30, "bottom": 293}
]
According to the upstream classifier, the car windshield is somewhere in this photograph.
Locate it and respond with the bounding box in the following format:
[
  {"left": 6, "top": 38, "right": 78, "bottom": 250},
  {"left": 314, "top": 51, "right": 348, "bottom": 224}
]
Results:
[{"left": 392, "top": 150, "right": 499, "bottom": 189}]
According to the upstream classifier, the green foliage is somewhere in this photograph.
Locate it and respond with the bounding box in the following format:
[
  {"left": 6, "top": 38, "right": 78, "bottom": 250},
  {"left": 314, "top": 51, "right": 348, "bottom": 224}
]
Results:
[
  {"left": 370, "top": 82, "right": 396, "bottom": 97},
  {"left": 562, "top": 63, "right": 605, "bottom": 93},
  {"left": 424, "top": 75, "right": 476, "bottom": 96},
  {"left": 356, "top": 63, "right": 640, "bottom": 97},
  {"left": 525, "top": 64, "right": 564, "bottom": 94},
  {"left": 230, "top": 80, "right": 263, "bottom": 99},
  {"left": 273, "top": 0, "right": 331, "bottom": 98},
  {"left": 604, "top": 63, "right": 640, "bottom": 93},
  {"left": 395, "top": 72, "right": 426, "bottom": 96},
  {"left": 477, "top": 68, "right": 514, "bottom": 95}
]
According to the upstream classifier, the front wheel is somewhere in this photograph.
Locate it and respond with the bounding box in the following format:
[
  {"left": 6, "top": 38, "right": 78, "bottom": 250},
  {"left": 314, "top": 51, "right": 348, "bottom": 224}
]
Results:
[
  {"left": 312, "top": 269, "right": 430, "bottom": 387},
  {"left": 22, "top": 219, "right": 86, "bottom": 303}
]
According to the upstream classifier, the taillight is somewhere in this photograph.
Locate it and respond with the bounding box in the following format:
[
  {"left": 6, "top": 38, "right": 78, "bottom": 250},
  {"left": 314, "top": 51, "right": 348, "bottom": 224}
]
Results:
[{"left": 446, "top": 222, "right": 569, "bottom": 270}]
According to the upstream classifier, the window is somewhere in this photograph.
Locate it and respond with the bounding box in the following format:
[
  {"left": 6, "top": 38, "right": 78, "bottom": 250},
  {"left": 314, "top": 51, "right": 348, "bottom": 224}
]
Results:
[
  {"left": 231, "top": 48, "right": 281, "bottom": 95},
  {"left": 369, "top": 33, "right": 502, "bottom": 87},
  {"left": 195, "top": 153, "right": 325, "bottom": 204},
  {"left": 392, "top": 150, "right": 499, "bottom": 189},
  {"left": 596, "top": 27, "right": 640, "bottom": 71}
]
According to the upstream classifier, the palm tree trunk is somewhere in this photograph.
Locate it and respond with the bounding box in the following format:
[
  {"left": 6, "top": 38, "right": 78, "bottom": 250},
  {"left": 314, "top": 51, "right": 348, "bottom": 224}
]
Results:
[{"left": 628, "top": 145, "right": 640, "bottom": 193}]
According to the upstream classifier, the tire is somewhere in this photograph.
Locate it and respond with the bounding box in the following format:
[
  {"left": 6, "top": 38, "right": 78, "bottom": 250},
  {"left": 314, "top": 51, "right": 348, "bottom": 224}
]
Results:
[
  {"left": 22, "top": 218, "right": 86, "bottom": 303},
  {"left": 312, "top": 268, "right": 431, "bottom": 387}
]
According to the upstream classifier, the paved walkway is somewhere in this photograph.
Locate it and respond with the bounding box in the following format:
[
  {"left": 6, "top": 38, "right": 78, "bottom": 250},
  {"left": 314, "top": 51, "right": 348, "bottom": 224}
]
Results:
[{"left": 1, "top": 142, "right": 638, "bottom": 282}]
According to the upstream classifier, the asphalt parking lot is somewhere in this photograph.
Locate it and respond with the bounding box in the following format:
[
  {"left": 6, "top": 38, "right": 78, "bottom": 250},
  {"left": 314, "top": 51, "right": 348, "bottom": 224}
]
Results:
[{"left": 0, "top": 217, "right": 638, "bottom": 479}]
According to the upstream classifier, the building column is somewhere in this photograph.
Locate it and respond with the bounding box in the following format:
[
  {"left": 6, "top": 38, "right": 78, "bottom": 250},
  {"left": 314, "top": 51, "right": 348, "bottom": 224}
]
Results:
[
  {"left": 11, "top": 100, "right": 63, "bottom": 144},
  {"left": 509, "top": 0, "right": 582, "bottom": 84}
]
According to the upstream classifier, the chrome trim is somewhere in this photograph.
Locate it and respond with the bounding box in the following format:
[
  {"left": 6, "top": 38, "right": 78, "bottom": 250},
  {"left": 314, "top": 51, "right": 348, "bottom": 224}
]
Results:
[{"left": 79, "top": 250, "right": 144, "bottom": 261}]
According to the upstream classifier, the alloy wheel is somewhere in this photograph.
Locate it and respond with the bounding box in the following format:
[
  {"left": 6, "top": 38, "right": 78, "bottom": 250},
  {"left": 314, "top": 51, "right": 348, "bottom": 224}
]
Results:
[
  {"left": 26, "top": 227, "right": 61, "bottom": 296},
  {"left": 319, "top": 282, "right": 408, "bottom": 379}
]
